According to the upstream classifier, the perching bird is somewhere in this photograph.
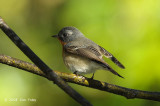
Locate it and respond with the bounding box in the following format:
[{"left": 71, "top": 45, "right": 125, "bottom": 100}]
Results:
[{"left": 52, "top": 27, "right": 125, "bottom": 79}]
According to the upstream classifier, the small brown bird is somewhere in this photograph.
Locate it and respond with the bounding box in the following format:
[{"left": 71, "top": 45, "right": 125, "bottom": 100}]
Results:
[{"left": 52, "top": 27, "right": 125, "bottom": 79}]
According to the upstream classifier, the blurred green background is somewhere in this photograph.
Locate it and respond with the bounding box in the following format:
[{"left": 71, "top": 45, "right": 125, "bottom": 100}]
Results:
[{"left": 0, "top": 0, "right": 160, "bottom": 106}]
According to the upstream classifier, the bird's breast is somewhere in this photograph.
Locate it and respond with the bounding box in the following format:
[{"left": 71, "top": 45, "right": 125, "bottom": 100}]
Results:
[{"left": 63, "top": 50, "right": 101, "bottom": 74}]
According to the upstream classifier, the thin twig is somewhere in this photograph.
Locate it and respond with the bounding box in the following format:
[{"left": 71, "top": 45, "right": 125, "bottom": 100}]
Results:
[
  {"left": 0, "top": 17, "right": 92, "bottom": 106},
  {"left": 0, "top": 54, "right": 160, "bottom": 102}
]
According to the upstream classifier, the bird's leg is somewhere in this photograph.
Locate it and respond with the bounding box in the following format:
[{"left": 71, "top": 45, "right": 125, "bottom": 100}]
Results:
[
  {"left": 73, "top": 71, "right": 83, "bottom": 77},
  {"left": 73, "top": 71, "right": 86, "bottom": 82},
  {"left": 90, "top": 73, "right": 95, "bottom": 80},
  {"left": 73, "top": 71, "right": 78, "bottom": 75}
]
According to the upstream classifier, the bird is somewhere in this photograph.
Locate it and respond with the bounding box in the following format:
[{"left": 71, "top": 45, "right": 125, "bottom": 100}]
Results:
[{"left": 52, "top": 26, "right": 125, "bottom": 79}]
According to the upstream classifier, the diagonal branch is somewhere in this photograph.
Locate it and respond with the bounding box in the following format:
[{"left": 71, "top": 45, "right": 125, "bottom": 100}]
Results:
[
  {"left": 0, "top": 54, "right": 160, "bottom": 102},
  {"left": 0, "top": 17, "right": 92, "bottom": 106}
]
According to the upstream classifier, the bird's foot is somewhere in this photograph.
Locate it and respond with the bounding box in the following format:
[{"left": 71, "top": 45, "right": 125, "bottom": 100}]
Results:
[
  {"left": 88, "top": 73, "right": 95, "bottom": 80},
  {"left": 73, "top": 71, "right": 86, "bottom": 82}
]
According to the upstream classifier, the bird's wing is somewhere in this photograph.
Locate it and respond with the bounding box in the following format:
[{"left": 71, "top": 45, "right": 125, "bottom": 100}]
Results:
[
  {"left": 98, "top": 46, "right": 125, "bottom": 69},
  {"left": 64, "top": 45, "right": 124, "bottom": 78},
  {"left": 65, "top": 45, "right": 102, "bottom": 61}
]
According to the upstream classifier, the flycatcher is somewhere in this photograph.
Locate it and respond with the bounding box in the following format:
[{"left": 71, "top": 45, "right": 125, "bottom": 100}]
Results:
[{"left": 52, "top": 27, "right": 125, "bottom": 79}]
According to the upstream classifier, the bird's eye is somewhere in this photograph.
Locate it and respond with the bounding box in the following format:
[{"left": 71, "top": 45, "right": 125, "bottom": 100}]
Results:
[{"left": 63, "top": 33, "right": 68, "bottom": 37}]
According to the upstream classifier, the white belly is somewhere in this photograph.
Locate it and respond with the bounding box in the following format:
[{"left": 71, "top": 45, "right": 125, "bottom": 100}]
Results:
[{"left": 63, "top": 53, "right": 102, "bottom": 74}]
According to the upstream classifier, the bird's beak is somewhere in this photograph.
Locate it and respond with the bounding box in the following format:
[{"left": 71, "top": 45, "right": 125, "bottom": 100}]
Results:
[{"left": 52, "top": 35, "right": 58, "bottom": 38}]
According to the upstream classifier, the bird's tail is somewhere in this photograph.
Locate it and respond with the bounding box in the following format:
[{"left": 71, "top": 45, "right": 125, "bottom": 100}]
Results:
[
  {"left": 100, "top": 62, "right": 124, "bottom": 78},
  {"left": 105, "top": 64, "right": 124, "bottom": 78},
  {"left": 99, "top": 46, "right": 125, "bottom": 69},
  {"left": 110, "top": 56, "right": 125, "bottom": 69}
]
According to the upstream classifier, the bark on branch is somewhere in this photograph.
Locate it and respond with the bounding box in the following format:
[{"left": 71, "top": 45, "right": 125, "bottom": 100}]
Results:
[{"left": 0, "top": 54, "right": 160, "bottom": 102}]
